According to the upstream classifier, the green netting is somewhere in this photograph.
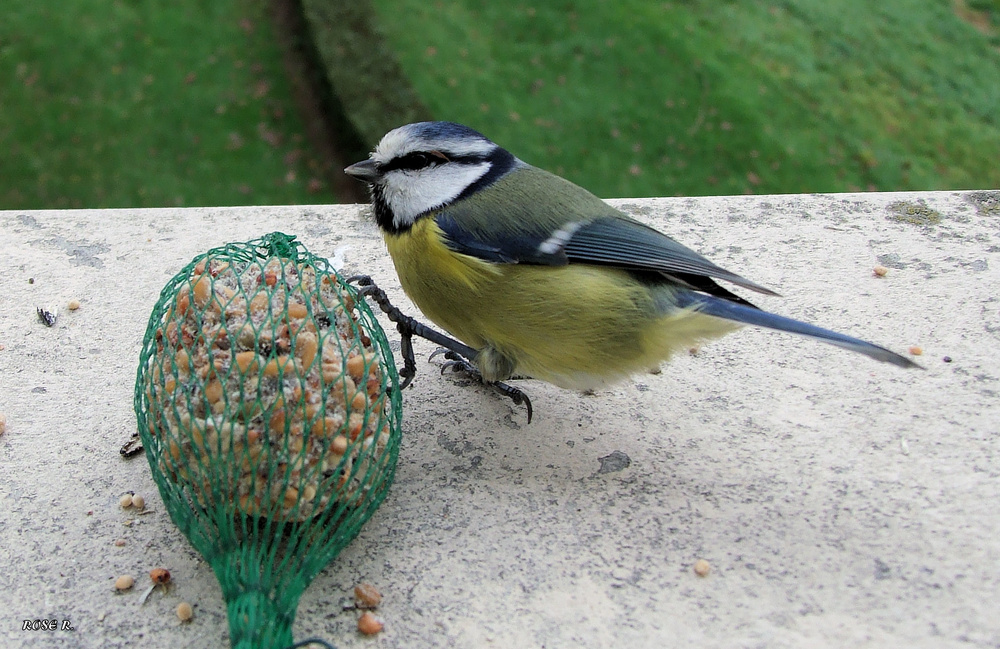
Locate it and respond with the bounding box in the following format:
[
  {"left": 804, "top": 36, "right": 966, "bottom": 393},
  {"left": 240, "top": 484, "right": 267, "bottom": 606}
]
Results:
[{"left": 134, "top": 232, "right": 402, "bottom": 648}]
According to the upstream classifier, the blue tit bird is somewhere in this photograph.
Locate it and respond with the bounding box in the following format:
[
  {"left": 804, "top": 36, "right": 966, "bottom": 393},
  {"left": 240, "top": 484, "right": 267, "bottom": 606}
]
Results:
[{"left": 344, "top": 121, "right": 918, "bottom": 408}]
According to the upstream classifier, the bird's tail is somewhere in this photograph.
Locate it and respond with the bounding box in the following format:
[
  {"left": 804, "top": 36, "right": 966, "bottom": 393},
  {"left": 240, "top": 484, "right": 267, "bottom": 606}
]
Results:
[{"left": 675, "top": 292, "right": 920, "bottom": 369}]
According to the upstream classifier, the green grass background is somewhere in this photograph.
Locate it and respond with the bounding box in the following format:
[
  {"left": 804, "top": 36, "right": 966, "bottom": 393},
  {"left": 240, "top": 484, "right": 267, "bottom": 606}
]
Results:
[
  {"left": 370, "top": 0, "right": 1000, "bottom": 198},
  {"left": 1, "top": 0, "right": 335, "bottom": 209},
  {"left": 2, "top": 0, "right": 998, "bottom": 208}
]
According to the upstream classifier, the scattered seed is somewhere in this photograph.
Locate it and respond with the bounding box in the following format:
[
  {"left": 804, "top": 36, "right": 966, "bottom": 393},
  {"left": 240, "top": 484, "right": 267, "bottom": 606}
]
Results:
[
  {"left": 120, "top": 494, "right": 133, "bottom": 509},
  {"left": 37, "top": 307, "right": 57, "bottom": 327},
  {"left": 114, "top": 539, "right": 126, "bottom": 547},
  {"left": 115, "top": 575, "right": 135, "bottom": 591},
  {"left": 68, "top": 299, "right": 81, "bottom": 311},
  {"left": 357, "top": 611, "right": 383, "bottom": 635},
  {"left": 943, "top": 356, "right": 952, "bottom": 363},
  {"left": 176, "top": 602, "right": 194, "bottom": 622},
  {"left": 0, "top": 413, "right": 6, "bottom": 436},
  {"left": 688, "top": 346, "right": 700, "bottom": 356},
  {"left": 150, "top": 568, "right": 171, "bottom": 585},
  {"left": 908, "top": 346, "right": 923, "bottom": 356},
  {"left": 131, "top": 495, "right": 145, "bottom": 510},
  {"left": 120, "top": 433, "right": 143, "bottom": 458},
  {"left": 354, "top": 583, "right": 382, "bottom": 609},
  {"left": 873, "top": 265, "right": 889, "bottom": 277},
  {"left": 694, "top": 559, "right": 711, "bottom": 577}
]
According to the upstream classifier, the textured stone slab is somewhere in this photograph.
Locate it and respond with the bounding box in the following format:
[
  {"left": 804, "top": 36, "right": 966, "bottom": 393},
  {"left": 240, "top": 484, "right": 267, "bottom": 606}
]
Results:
[{"left": 1, "top": 191, "right": 997, "bottom": 648}]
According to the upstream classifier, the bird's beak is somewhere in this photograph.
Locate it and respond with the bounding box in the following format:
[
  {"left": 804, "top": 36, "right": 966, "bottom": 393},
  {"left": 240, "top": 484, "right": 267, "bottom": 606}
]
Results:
[{"left": 344, "top": 159, "right": 382, "bottom": 183}]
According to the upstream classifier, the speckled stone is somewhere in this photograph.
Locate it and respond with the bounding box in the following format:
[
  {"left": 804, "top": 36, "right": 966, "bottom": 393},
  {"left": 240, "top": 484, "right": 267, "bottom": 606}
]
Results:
[{"left": 1, "top": 191, "right": 997, "bottom": 648}]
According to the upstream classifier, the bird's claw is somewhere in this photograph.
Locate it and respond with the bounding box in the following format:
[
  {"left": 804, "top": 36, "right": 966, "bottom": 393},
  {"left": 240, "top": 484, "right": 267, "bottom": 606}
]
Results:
[
  {"left": 433, "top": 349, "right": 473, "bottom": 375},
  {"left": 493, "top": 383, "right": 533, "bottom": 423},
  {"left": 441, "top": 359, "right": 473, "bottom": 375},
  {"left": 349, "top": 276, "right": 533, "bottom": 422},
  {"left": 430, "top": 350, "right": 533, "bottom": 423},
  {"left": 428, "top": 347, "right": 452, "bottom": 363}
]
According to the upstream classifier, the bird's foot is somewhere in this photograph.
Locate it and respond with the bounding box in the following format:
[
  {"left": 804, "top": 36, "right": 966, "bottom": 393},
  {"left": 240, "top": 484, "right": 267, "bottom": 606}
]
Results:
[
  {"left": 431, "top": 349, "right": 533, "bottom": 424},
  {"left": 348, "top": 275, "right": 533, "bottom": 422},
  {"left": 349, "top": 275, "right": 482, "bottom": 390},
  {"left": 347, "top": 275, "right": 419, "bottom": 389}
]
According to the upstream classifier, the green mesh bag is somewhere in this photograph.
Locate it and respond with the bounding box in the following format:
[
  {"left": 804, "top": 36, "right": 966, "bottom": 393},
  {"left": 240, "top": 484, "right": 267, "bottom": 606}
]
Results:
[{"left": 134, "top": 232, "right": 402, "bottom": 648}]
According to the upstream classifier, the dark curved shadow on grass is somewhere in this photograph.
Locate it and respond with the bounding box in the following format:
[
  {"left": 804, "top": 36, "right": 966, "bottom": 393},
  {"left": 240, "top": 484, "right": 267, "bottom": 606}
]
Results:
[{"left": 267, "top": 0, "right": 432, "bottom": 203}]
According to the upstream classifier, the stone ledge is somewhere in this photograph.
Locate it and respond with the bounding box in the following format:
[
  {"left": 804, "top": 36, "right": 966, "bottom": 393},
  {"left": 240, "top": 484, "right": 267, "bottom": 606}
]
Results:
[{"left": 1, "top": 190, "right": 998, "bottom": 648}]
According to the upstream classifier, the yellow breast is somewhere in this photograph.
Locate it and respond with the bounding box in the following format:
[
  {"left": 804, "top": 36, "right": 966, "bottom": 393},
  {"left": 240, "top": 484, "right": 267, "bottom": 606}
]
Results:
[
  {"left": 382, "top": 217, "right": 738, "bottom": 389},
  {"left": 384, "top": 217, "right": 501, "bottom": 349}
]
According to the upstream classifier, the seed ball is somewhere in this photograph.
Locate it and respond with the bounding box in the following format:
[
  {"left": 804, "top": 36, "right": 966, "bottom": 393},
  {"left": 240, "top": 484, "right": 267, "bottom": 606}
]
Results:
[
  {"left": 120, "top": 494, "right": 133, "bottom": 509},
  {"left": 176, "top": 602, "right": 194, "bottom": 622},
  {"left": 694, "top": 559, "right": 711, "bottom": 577},
  {"left": 131, "top": 495, "right": 145, "bottom": 510},
  {"left": 150, "top": 568, "right": 171, "bottom": 585},
  {"left": 354, "top": 583, "right": 382, "bottom": 608},
  {"left": 115, "top": 575, "right": 134, "bottom": 591},
  {"left": 357, "top": 611, "right": 383, "bottom": 635}
]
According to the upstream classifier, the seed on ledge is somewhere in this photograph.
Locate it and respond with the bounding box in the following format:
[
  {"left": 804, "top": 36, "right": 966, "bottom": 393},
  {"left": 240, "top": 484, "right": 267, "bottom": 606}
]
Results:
[
  {"left": 873, "top": 265, "right": 889, "bottom": 277},
  {"left": 176, "top": 602, "right": 194, "bottom": 622},
  {"left": 115, "top": 575, "right": 134, "bottom": 591},
  {"left": 358, "top": 611, "right": 383, "bottom": 635},
  {"left": 694, "top": 559, "right": 711, "bottom": 577},
  {"left": 150, "top": 568, "right": 171, "bottom": 585},
  {"left": 354, "top": 583, "right": 382, "bottom": 608}
]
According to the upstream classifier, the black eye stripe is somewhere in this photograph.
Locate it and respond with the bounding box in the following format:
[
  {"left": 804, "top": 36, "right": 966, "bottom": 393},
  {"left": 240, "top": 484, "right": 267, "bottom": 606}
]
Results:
[
  {"left": 381, "top": 151, "right": 488, "bottom": 173},
  {"left": 382, "top": 152, "right": 437, "bottom": 172}
]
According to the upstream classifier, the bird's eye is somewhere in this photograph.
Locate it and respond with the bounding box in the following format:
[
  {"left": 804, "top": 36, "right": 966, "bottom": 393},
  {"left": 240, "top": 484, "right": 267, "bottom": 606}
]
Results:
[
  {"left": 410, "top": 153, "right": 436, "bottom": 168},
  {"left": 386, "top": 151, "right": 450, "bottom": 172}
]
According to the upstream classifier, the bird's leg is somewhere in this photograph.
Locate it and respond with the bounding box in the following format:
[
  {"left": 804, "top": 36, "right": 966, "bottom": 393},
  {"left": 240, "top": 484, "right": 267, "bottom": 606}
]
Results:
[
  {"left": 348, "top": 276, "right": 533, "bottom": 422},
  {"left": 348, "top": 275, "right": 478, "bottom": 390},
  {"left": 433, "top": 350, "right": 534, "bottom": 424}
]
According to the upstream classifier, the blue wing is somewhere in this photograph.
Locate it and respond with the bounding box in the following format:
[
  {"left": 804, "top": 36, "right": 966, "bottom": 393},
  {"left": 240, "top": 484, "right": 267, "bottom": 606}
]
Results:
[{"left": 434, "top": 166, "right": 777, "bottom": 301}]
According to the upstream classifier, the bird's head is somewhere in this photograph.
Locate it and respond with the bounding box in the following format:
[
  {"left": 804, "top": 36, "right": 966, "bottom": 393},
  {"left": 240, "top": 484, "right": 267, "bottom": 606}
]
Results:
[{"left": 345, "top": 122, "right": 520, "bottom": 233}]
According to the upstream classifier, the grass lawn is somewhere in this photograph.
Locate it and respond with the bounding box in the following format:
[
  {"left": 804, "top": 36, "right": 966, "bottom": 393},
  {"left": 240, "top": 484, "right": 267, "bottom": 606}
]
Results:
[
  {"left": 369, "top": 0, "right": 1000, "bottom": 198},
  {"left": 0, "top": 0, "right": 336, "bottom": 209}
]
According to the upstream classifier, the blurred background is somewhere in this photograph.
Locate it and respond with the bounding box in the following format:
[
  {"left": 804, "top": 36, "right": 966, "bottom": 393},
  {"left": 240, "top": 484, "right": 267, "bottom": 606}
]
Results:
[{"left": 2, "top": 0, "right": 999, "bottom": 210}]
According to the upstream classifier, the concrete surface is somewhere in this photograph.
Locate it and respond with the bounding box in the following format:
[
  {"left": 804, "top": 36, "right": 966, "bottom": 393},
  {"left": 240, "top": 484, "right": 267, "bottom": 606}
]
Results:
[{"left": 1, "top": 191, "right": 998, "bottom": 649}]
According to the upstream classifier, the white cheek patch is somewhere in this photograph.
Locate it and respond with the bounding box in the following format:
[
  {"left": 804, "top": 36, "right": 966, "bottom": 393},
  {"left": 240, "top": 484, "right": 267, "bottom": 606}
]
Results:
[
  {"left": 382, "top": 162, "right": 491, "bottom": 228},
  {"left": 537, "top": 221, "right": 584, "bottom": 255}
]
